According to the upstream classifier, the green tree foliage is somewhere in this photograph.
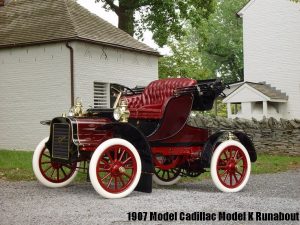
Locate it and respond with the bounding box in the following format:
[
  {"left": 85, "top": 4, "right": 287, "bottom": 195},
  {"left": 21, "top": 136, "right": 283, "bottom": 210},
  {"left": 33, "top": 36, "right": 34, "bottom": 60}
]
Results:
[
  {"left": 197, "top": 0, "right": 248, "bottom": 83},
  {"left": 159, "top": 28, "right": 211, "bottom": 79},
  {"left": 159, "top": 0, "right": 248, "bottom": 83},
  {"left": 95, "top": 0, "right": 215, "bottom": 46}
]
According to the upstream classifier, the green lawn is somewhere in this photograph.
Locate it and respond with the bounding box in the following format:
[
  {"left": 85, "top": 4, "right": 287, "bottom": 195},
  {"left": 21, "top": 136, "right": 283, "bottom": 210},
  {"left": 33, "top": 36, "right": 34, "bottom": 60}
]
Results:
[{"left": 0, "top": 149, "right": 299, "bottom": 181}]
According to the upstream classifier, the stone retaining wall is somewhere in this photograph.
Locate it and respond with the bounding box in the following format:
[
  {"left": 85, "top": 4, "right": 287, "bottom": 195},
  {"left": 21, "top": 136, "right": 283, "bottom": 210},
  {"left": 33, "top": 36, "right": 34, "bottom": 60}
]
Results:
[{"left": 188, "top": 115, "right": 300, "bottom": 155}]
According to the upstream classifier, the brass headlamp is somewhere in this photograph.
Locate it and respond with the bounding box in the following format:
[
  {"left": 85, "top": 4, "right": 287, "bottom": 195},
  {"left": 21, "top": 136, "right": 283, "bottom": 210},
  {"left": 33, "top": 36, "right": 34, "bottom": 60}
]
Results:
[
  {"left": 66, "top": 97, "right": 85, "bottom": 117},
  {"left": 113, "top": 97, "right": 130, "bottom": 123}
]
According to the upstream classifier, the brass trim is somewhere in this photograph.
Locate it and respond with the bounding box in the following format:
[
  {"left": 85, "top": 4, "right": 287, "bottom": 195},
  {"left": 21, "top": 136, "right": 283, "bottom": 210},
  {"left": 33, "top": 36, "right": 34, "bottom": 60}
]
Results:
[{"left": 228, "top": 132, "right": 234, "bottom": 140}]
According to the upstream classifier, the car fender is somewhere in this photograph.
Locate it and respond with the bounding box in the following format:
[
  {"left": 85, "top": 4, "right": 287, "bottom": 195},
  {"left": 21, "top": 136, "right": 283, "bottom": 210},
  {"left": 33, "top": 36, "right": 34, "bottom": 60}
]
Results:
[{"left": 201, "top": 130, "right": 257, "bottom": 168}]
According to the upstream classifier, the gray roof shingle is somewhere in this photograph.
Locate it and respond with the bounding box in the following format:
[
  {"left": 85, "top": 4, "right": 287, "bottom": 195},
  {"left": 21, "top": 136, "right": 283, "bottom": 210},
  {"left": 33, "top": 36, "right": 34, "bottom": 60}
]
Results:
[
  {"left": 0, "top": 0, "right": 159, "bottom": 55},
  {"left": 246, "top": 82, "right": 288, "bottom": 100}
]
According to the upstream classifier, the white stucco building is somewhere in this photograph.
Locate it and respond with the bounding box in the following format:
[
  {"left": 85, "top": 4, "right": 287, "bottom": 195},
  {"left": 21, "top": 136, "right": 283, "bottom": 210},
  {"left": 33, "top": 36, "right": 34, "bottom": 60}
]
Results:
[
  {"left": 0, "top": 0, "right": 159, "bottom": 149},
  {"left": 223, "top": 0, "right": 300, "bottom": 120}
]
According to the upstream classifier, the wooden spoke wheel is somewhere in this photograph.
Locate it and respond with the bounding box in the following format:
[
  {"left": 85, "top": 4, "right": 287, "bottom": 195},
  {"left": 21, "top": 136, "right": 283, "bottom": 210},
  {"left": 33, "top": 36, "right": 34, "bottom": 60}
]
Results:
[
  {"left": 210, "top": 140, "right": 251, "bottom": 192},
  {"left": 89, "top": 138, "right": 141, "bottom": 199},
  {"left": 32, "top": 137, "right": 79, "bottom": 188},
  {"left": 152, "top": 155, "right": 181, "bottom": 186},
  {"left": 153, "top": 167, "right": 181, "bottom": 186}
]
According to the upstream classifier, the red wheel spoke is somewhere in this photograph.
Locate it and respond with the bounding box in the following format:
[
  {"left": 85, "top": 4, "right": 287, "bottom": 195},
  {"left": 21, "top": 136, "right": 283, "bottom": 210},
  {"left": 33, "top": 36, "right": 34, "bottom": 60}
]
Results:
[
  {"left": 122, "top": 156, "right": 132, "bottom": 165},
  {"left": 235, "top": 156, "right": 244, "bottom": 164},
  {"left": 107, "top": 177, "right": 113, "bottom": 188},
  {"left": 233, "top": 173, "right": 239, "bottom": 183},
  {"left": 217, "top": 165, "right": 227, "bottom": 170},
  {"left": 42, "top": 153, "right": 51, "bottom": 158},
  {"left": 223, "top": 172, "right": 229, "bottom": 182},
  {"left": 39, "top": 148, "right": 77, "bottom": 183},
  {"left": 96, "top": 144, "right": 138, "bottom": 194},
  {"left": 101, "top": 172, "right": 111, "bottom": 181},
  {"left": 166, "top": 171, "right": 170, "bottom": 179},
  {"left": 50, "top": 168, "right": 55, "bottom": 178},
  {"left": 100, "top": 159, "right": 110, "bottom": 166},
  {"left": 114, "top": 177, "right": 118, "bottom": 190},
  {"left": 220, "top": 169, "right": 229, "bottom": 177},
  {"left": 114, "top": 148, "right": 118, "bottom": 161},
  {"left": 233, "top": 150, "right": 238, "bottom": 159},
  {"left": 61, "top": 167, "right": 67, "bottom": 177},
  {"left": 119, "top": 150, "right": 125, "bottom": 161},
  {"left": 123, "top": 172, "right": 131, "bottom": 178},
  {"left": 215, "top": 144, "right": 249, "bottom": 189},
  {"left": 107, "top": 152, "right": 114, "bottom": 163},
  {"left": 119, "top": 176, "right": 125, "bottom": 187},
  {"left": 236, "top": 170, "right": 242, "bottom": 176},
  {"left": 124, "top": 165, "right": 133, "bottom": 169},
  {"left": 222, "top": 151, "right": 229, "bottom": 160},
  {"left": 98, "top": 168, "right": 110, "bottom": 172},
  {"left": 56, "top": 169, "right": 59, "bottom": 181},
  {"left": 106, "top": 152, "right": 114, "bottom": 164},
  {"left": 43, "top": 165, "right": 52, "bottom": 173},
  {"left": 64, "top": 164, "right": 72, "bottom": 169}
]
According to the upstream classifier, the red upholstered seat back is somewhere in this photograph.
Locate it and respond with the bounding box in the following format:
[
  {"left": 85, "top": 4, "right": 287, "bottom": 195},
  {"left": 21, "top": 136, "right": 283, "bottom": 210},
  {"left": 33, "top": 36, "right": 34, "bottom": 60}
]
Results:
[
  {"left": 126, "top": 78, "right": 197, "bottom": 119},
  {"left": 126, "top": 94, "right": 142, "bottom": 109},
  {"left": 142, "top": 78, "right": 197, "bottom": 106}
]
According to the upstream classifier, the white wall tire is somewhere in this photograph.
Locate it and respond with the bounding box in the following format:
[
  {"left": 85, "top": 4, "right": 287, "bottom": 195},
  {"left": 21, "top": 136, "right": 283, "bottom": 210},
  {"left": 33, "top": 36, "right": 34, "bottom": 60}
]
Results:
[
  {"left": 89, "top": 138, "right": 142, "bottom": 199},
  {"left": 153, "top": 169, "right": 181, "bottom": 186},
  {"left": 32, "top": 137, "right": 79, "bottom": 188},
  {"left": 210, "top": 140, "right": 251, "bottom": 192}
]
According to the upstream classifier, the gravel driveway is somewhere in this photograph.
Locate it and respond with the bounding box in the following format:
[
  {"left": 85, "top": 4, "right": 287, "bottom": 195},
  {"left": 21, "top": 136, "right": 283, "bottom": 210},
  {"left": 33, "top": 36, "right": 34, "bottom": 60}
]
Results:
[{"left": 0, "top": 170, "right": 299, "bottom": 225}]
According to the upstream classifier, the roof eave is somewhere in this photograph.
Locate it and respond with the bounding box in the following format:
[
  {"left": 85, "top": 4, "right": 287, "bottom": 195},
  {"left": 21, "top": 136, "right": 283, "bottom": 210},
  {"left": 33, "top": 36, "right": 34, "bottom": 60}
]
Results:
[
  {"left": 76, "top": 37, "right": 161, "bottom": 57},
  {"left": 237, "top": 0, "right": 256, "bottom": 18},
  {"left": 223, "top": 83, "right": 271, "bottom": 103},
  {"left": 0, "top": 37, "right": 161, "bottom": 56},
  {"left": 268, "top": 98, "right": 288, "bottom": 103}
]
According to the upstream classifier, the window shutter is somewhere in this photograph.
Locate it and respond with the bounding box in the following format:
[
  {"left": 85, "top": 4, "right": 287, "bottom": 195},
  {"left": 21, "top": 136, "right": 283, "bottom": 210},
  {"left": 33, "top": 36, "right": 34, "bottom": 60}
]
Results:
[{"left": 94, "top": 82, "right": 110, "bottom": 108}]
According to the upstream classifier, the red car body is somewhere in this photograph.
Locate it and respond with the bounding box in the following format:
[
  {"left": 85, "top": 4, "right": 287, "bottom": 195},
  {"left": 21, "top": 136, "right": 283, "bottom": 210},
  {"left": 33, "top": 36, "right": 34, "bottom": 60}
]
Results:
[{"left": 33, "top": 78, "right": 257, "bottom": 198}]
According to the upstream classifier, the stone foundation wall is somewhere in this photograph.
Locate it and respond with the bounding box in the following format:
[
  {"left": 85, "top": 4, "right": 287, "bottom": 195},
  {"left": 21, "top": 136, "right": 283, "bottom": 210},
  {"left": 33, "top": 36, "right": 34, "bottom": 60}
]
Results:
[{"left": 188, "top": 115, "right": 300, "bottom": 156}]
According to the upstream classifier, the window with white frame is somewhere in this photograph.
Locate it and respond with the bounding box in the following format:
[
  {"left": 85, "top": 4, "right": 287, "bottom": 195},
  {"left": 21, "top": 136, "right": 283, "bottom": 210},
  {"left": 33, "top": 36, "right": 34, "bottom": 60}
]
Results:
[{"left": 93, "top": 82, "right": 110, "bottom": 108}]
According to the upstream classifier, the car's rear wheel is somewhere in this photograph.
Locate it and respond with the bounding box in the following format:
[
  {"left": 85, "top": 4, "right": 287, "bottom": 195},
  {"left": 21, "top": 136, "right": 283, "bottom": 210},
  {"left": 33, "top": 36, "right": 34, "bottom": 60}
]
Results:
[
  {"left": 210, "top": 140, "right": 251, "bottom": 192},
  {"left": 32, "top": 137, "right": 79, "bottom": 188},
  {"left": 152, "top": 154, "right": 181, "bottom": 185},
  {"left": 153, "top": 167, "right": 181, "bottom": 186},
  {"left": 89, "top": 138, "right": 141, "bottom": 199}
]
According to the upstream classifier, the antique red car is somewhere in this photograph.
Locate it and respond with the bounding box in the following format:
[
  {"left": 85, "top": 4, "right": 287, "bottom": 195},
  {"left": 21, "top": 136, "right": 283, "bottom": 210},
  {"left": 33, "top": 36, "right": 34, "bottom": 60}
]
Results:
[{"left": 32, "top": 78, "right": 257, "bottom": 198}]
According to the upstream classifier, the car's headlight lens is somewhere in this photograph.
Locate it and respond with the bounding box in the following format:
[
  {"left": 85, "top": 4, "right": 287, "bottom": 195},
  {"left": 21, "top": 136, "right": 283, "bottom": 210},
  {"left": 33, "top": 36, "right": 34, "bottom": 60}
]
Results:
[{"left": 113, "top": 108, "right": 121, "bottom": 121}]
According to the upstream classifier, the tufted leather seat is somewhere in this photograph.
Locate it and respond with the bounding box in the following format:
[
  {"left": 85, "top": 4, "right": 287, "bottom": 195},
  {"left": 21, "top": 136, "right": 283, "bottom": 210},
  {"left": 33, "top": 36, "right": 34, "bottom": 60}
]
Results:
[{"left": 125, "top": 78, "right": 197, "bottom": 119}]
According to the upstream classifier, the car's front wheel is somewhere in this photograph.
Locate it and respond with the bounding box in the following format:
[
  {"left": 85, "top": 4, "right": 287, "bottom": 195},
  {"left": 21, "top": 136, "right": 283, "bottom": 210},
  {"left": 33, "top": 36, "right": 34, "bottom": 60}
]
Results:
[
  {"left": 32, "top": 137, "right": 79, "bottom": 188},
  {"left": 210, "top": 140, "right": 251, "bottom": 192},
  {"left": 89, "top": 138, "right": 142, "bottom": 199}
]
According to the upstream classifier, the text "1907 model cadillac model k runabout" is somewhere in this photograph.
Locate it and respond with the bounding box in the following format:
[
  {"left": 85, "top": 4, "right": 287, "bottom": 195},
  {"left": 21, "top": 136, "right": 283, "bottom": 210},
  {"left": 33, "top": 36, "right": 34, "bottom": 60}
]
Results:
[{"left": 32, "top": 78, "right": 257, "bottom": 198}]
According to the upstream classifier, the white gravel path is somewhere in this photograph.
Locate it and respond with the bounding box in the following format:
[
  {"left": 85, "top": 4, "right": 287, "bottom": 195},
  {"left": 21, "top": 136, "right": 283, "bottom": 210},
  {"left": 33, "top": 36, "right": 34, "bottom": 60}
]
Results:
[{"left": 0, "top": 170, "right": 299, "bottom": 225}]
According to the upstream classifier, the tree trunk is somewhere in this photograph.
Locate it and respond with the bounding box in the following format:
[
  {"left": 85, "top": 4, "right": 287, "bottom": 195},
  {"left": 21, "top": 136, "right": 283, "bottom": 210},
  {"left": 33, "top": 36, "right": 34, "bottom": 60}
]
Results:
[{"left": 118, "top": 5, "right": 134, "bottom": 36}]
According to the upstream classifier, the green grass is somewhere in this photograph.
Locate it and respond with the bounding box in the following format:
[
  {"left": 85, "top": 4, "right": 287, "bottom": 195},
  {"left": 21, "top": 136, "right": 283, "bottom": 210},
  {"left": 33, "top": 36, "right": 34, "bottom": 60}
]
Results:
[
  {"left": 0, "top": 150, "right": 35, "bottom": 181},
  {"left": 0, "top": 149, "right": 300, "bottom": 181}
]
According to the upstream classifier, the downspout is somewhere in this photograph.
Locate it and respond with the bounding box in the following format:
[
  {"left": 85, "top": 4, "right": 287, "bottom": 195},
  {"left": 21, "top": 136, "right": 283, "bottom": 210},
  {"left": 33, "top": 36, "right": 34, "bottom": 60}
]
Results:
[{"left": 66, "top": 42, "right": 74, "bottom": 107}]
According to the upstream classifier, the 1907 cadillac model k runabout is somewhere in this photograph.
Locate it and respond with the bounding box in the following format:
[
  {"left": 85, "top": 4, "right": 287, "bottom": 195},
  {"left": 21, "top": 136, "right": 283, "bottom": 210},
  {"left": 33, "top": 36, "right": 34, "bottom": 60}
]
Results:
[{"left": 32, "top": 78, "right": 257, "bottom": 198}]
